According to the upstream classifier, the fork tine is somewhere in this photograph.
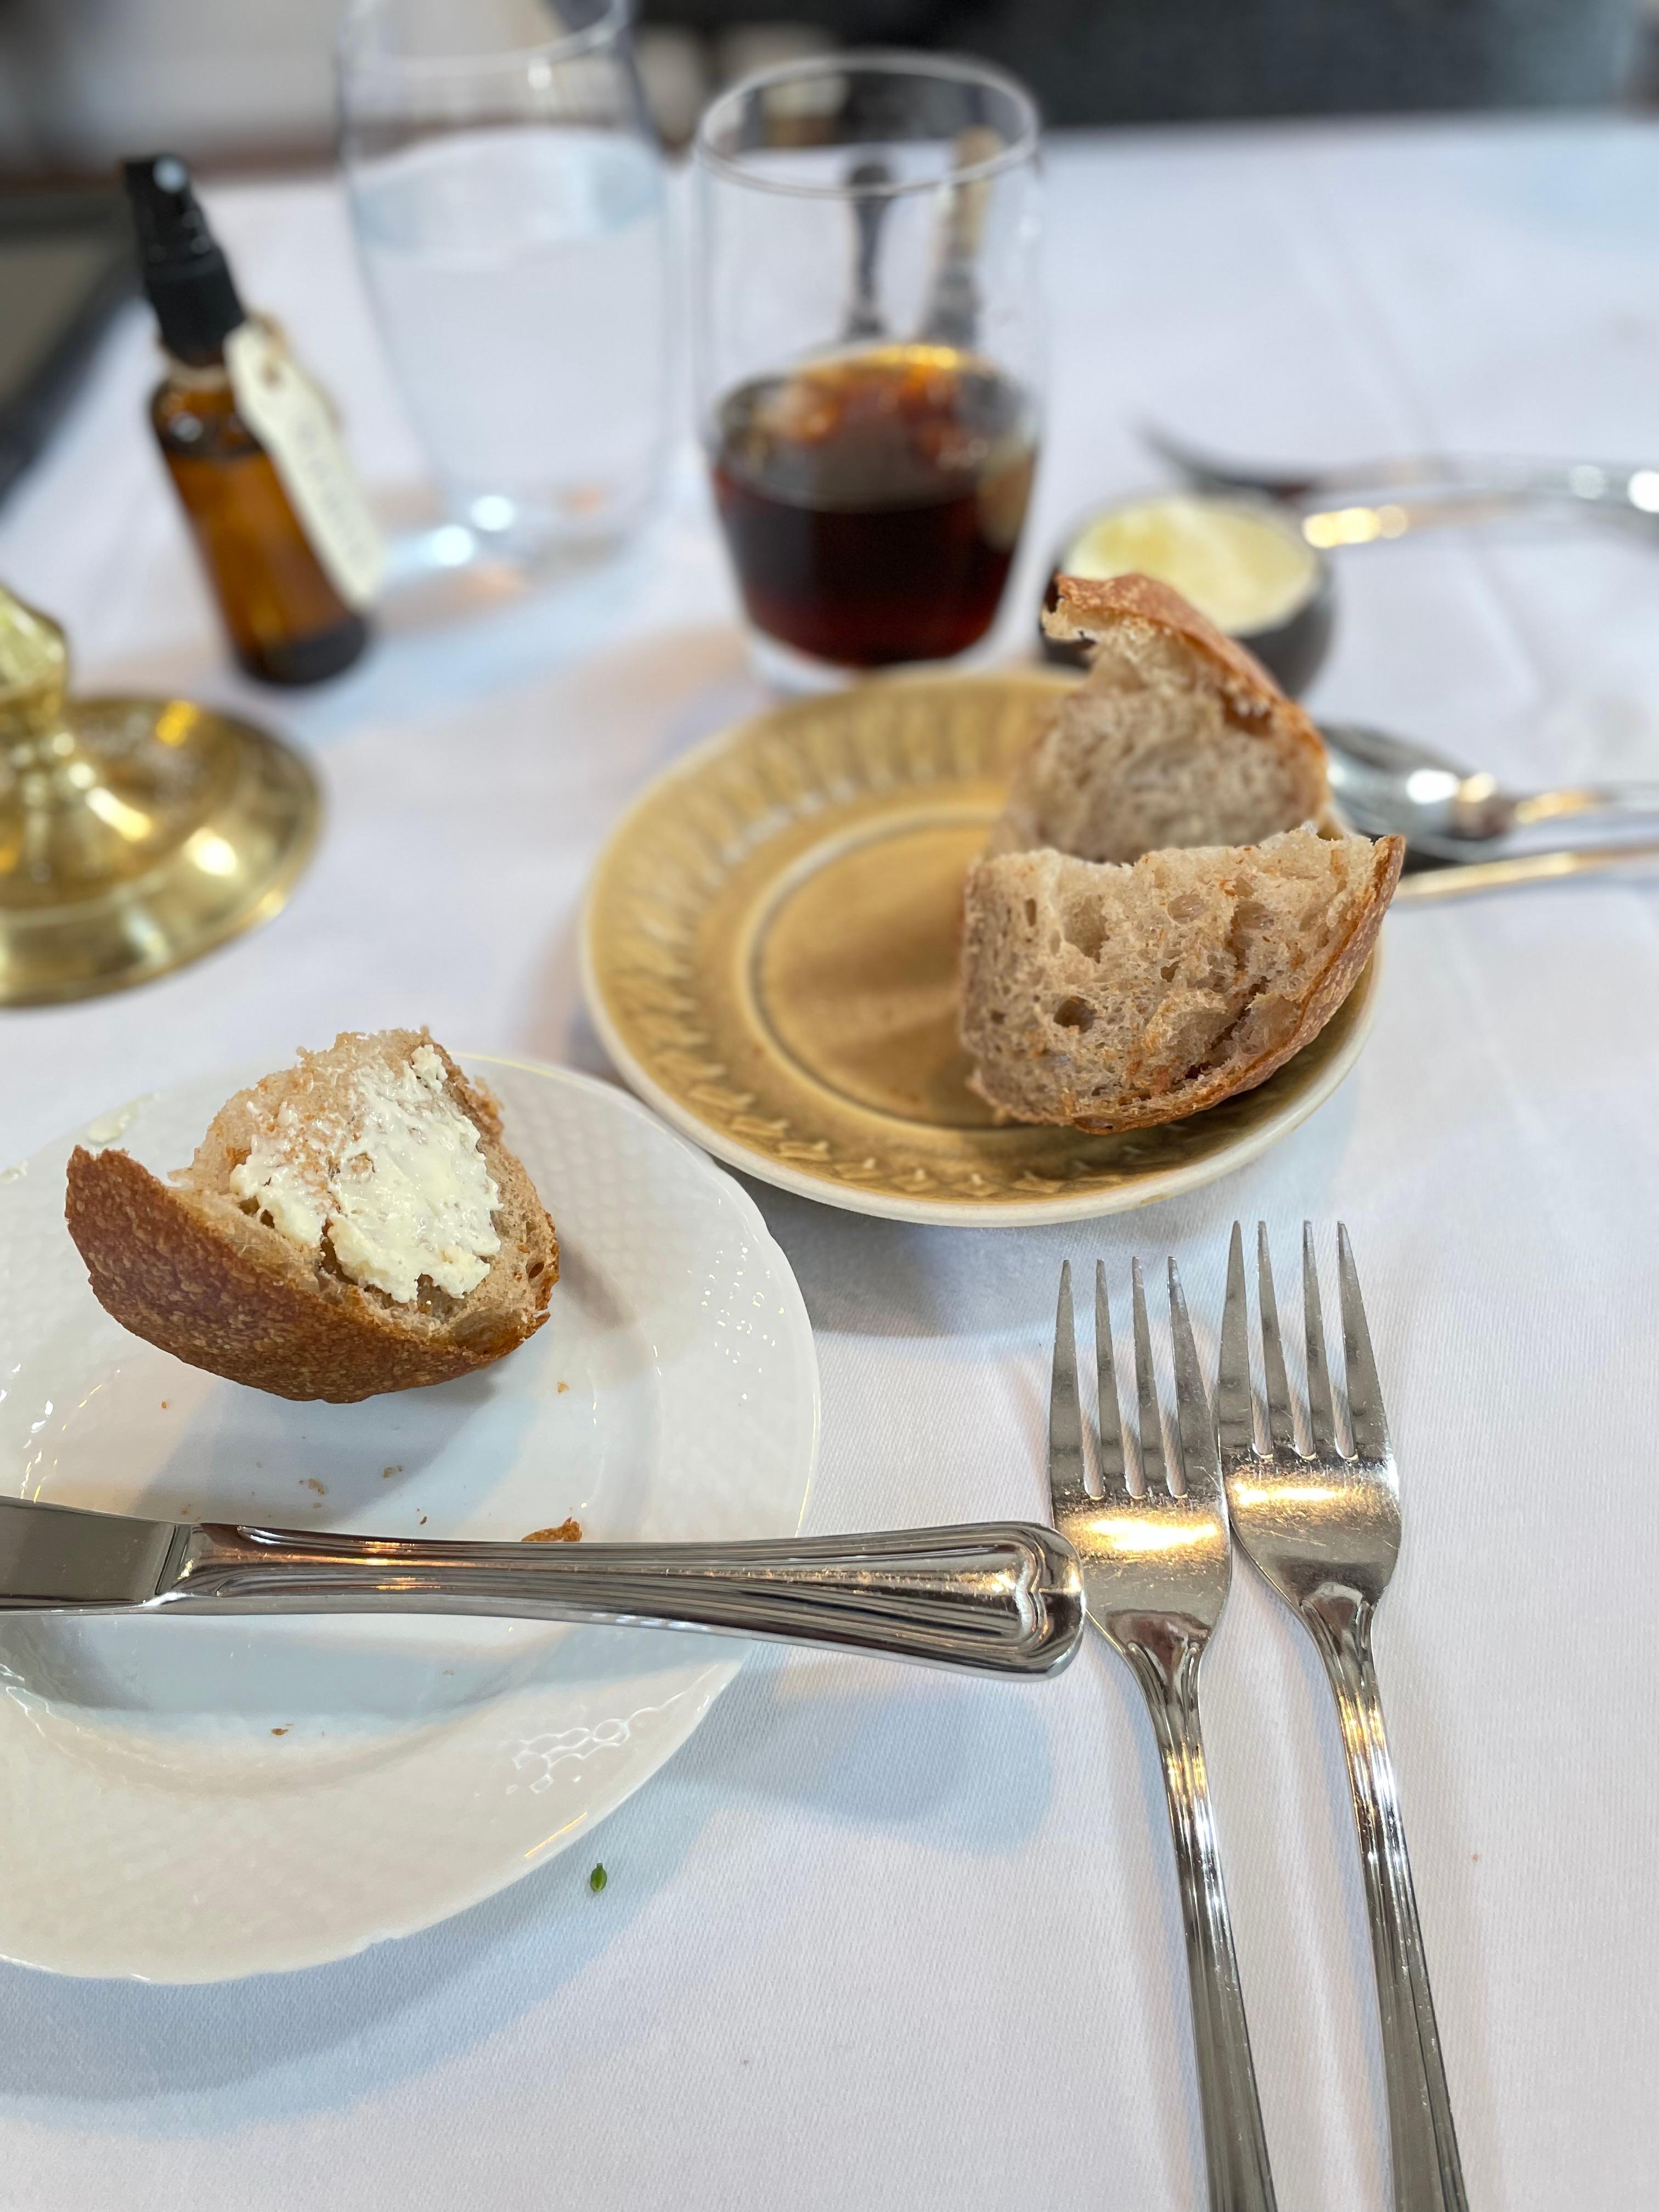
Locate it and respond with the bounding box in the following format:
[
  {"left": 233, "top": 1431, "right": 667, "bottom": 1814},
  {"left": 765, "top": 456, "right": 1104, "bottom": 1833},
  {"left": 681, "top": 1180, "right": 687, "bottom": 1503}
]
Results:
[
  {"left": 1301, "top": 1222, "right": 1339, "bottom": 1457},
  {"left": 1048, "top": 1262, "right": 1086, "bottom": 1507},
  {"left": 1337, "top": 1222, "right": 1391, "bottom": 1462},
  {"left": 1217, "top": 1222, "right": 1256, "bottom": 1464},
  {"left": 1094, "top": 1262, "right": 1130, "bottom": 1500},
  {"left": 1256, "top": 1223, "right": 1297, "bottom": 1453},
  {"left": 1168, "top": 1259, "right": 1220, "bottom": 1504},
  {"left": 1130, "top": 1257, "right": 1169, "bottom": 1495}
]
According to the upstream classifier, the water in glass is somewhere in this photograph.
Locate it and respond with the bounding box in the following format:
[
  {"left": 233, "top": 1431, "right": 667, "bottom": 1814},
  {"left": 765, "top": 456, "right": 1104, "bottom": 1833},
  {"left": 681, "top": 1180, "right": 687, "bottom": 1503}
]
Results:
[
  {"left": 350, "top": 128, "right": 665, "bottom": 557},
  {"left": 339, "top": 0, "right": 669, "bottom": 571}
]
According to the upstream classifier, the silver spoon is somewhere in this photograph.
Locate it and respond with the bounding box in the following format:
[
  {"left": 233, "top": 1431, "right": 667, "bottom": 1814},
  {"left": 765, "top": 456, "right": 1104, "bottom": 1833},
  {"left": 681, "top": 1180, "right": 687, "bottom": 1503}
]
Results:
[
  {"left": 843, "top": 157, "right": 892, "bottom": 342},
  {"left": 1321, "top": 719, "right": 1659, "bottom": 856}
]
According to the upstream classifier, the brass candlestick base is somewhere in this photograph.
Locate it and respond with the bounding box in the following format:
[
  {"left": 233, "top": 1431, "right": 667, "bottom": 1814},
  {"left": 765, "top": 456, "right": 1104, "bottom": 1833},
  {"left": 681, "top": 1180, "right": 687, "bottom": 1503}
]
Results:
[{"left": 0, "top": 586, "right": 320, "bottom": 1007}]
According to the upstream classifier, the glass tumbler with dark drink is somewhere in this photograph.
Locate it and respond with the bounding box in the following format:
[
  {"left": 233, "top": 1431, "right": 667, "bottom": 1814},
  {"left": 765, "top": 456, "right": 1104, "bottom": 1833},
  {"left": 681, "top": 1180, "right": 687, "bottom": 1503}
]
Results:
[{"left": 695, "top": 55, "right": 1043, "bottom": 687}]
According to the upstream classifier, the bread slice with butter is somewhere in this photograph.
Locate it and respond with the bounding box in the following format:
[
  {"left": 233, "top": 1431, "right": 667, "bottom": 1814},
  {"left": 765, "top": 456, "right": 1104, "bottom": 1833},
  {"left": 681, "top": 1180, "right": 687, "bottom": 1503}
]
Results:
[
  {"left": 65, "top": 1029, "right": 558, "bottom": 1402},
  {"left": 961, "top": 827, "right": 1402, "bottom": 1132},
  {"left": 992, "top": 571, "right": 1330, "bottom": 864}
]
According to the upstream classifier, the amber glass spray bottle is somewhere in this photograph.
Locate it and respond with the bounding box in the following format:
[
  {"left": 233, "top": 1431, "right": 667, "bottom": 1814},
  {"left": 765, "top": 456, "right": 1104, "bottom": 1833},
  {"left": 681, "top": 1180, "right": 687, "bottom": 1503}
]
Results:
[{"left": 123, "top": 154, "right": 372, "bottom": 686}]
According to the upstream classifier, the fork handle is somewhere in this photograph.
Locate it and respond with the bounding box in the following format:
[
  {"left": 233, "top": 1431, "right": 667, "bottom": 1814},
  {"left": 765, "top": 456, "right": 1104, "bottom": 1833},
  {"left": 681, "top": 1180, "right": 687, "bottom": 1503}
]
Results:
[
  {"left": 1310, "top": 1603, "right": 1469, "bottom": 2212},
  {"left": 1133, "top": 1641, "right": 1278, "bottom": 2212}
]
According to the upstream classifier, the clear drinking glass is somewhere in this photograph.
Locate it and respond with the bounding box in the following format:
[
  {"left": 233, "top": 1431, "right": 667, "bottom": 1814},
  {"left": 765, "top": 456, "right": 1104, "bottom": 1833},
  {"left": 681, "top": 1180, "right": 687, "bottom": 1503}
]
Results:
[
  {"left": 693, "top": 51, "right": 1043, "bottom": 687},
  {"left": 338, "top": 0, "right": 670, "bottom": 572}
]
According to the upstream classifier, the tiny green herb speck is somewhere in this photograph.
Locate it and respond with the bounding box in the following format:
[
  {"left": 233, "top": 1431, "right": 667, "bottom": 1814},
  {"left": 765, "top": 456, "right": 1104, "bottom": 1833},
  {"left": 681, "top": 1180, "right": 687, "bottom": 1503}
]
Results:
[{"left": 589, "top": 1863, "right": 607, "bottom": 1893}]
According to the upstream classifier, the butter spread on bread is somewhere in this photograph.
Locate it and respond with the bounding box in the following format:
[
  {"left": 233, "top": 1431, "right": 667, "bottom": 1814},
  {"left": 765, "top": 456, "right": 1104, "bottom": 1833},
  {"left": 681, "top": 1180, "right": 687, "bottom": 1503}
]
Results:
[
  {"left": 230, "top": 1043, "right": 501, "bottom": 1302},
  {"left": 65, "top": 1029, "right": 557, "bottom": 1403}
]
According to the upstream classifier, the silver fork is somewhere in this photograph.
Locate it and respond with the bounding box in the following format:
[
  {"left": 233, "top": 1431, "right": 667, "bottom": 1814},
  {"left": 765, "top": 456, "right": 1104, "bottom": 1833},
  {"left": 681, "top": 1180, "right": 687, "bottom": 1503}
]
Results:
[
  {"left": 1220, "top": 1224, "right": 1467, "bottom": 2212},
  {"left": 1143, "top": 418, "right": 1658, "bottom": 522},
  {"left": 1049, "top": 1257, "right": 1277, "bottom": 2212}
]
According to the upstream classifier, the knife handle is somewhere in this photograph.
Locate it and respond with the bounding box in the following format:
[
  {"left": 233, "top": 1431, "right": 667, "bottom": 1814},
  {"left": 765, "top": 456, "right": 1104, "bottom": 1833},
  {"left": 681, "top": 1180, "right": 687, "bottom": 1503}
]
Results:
[{"left": 157, "top": 1520, "right": 1086, "bottom": 1678}]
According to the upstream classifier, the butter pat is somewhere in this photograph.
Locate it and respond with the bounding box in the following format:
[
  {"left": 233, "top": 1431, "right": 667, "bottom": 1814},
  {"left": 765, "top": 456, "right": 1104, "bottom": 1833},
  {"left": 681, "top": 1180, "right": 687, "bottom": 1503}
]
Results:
[
  {"left": 230, "top": 1044, "right": 500, "bottom": 1304},
  {"left": 1065, "top": 495, "right": 1318, "bottom": 635}
]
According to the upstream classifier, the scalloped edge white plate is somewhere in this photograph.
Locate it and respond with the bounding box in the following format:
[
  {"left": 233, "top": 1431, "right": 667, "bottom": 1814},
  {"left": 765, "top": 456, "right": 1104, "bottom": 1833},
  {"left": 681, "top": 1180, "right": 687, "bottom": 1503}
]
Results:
[{"left": 0, "top": 1057, "right": 819, "bottom": 1982}]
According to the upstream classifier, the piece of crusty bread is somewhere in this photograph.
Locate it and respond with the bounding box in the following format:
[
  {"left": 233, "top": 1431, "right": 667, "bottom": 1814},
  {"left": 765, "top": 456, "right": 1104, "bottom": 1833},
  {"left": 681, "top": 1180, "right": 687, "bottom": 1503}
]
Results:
[
  {"left": 65, "top": 1030, "right": 558, "bottom": 1403},
  {"left": 960, "top": 827, "right": 1403, "bottom": 1132},
  {"left": 990, "top": 572, "right": 1330, "bottom": 862}
]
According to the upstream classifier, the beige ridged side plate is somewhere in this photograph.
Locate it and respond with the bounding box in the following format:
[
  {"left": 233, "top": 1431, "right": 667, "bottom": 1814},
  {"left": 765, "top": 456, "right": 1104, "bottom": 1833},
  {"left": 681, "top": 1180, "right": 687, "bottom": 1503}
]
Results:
[{"left": 582, "top": 670, "right": 1380, "bottom": 1226}]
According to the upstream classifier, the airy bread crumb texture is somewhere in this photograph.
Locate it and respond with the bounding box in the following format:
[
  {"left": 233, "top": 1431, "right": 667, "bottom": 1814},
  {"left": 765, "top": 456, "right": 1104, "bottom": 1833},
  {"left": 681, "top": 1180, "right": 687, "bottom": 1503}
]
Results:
[
  {"left": 961, "top": 828, "right": 1402, "bottom": 1132},
  {"left": 994, "top": 571, "right": 1330, "bottom": 864},
  {"left": 65, "top": 1029, "right": 559, "bottom": 1403}
]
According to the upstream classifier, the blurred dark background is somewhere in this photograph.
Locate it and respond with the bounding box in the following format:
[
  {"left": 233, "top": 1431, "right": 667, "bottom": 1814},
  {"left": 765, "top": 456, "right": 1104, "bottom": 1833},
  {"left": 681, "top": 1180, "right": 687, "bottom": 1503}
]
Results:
[{"left": 0, "top": 0, "right": 1650, "bottom": 175}]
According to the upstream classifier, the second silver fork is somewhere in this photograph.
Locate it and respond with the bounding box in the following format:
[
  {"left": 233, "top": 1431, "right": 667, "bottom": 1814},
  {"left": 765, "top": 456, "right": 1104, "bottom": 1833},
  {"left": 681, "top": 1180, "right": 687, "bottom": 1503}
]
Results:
[
  {"left": 1049, "top": 1257, "right": 1277, "bottom": 2212},
  {"left": 1220, "top": 1224, "right": 1467, "bottom": 2212}
]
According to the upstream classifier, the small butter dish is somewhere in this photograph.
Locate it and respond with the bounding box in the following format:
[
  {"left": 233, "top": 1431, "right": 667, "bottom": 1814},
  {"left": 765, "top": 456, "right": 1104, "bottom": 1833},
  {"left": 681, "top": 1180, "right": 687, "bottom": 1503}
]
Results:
[{"left": 1041, "top": 491, "right": 1334, "bottom": 696}]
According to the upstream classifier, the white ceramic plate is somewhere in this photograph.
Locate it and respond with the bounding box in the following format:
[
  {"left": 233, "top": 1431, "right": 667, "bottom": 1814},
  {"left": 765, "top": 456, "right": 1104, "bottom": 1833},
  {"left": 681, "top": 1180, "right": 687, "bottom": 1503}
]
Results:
[{"left": 0, "top": 1058, "right": 819, "bottom": 1982}]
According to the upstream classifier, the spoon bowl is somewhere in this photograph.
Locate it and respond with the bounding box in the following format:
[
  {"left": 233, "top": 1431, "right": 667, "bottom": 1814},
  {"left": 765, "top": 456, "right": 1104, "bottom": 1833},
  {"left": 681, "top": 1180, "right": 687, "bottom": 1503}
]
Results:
[{"left": 1321, "top": 720, "right": 1659, "bottom": 855}]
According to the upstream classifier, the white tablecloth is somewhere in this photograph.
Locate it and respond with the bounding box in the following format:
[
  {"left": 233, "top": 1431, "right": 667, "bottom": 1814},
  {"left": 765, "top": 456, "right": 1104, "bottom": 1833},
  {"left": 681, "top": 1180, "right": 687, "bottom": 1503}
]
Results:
[{"left": 2, "top": 115, "right": 1657, "bottom": 2210}]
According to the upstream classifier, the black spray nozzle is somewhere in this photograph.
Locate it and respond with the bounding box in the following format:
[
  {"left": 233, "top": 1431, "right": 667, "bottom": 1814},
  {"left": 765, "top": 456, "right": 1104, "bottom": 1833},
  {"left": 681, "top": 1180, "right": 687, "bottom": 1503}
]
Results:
[
  {"left": 121, "top": 153, "right": 245, "bottom": 364},
  {"left": 123, "top": 154, "right": 212, "bottom": 265}
]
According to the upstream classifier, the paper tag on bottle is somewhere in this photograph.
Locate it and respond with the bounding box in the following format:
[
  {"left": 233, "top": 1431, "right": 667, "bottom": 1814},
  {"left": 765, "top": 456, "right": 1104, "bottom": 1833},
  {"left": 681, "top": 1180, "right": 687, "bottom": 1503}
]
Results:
[{"left": 225, "top": 319, "right": 386, "bottom": 611}]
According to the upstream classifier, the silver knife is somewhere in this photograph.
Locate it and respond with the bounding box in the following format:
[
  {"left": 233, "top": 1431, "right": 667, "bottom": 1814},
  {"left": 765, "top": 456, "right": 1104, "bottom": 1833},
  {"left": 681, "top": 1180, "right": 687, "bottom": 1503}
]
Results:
[
  {"left": 0, "top": 1494, "right": 1084, "bottom": 1677},
  {"left": 1393, "top": 836, "right": 1659, "bottom": 900}
]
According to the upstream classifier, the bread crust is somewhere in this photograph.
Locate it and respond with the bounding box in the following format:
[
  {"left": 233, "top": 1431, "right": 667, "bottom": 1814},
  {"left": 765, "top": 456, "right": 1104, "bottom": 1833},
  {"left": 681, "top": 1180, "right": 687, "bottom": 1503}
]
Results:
[
  {"left": 65, "top": 1039, "right": 559, "bottom": 1403},
  {"left": 1041, "top": 569, "right": 1329, "bottom": 790},
  {"left": 962, "top": 833, "right": 1403, "bottom": 1133}
]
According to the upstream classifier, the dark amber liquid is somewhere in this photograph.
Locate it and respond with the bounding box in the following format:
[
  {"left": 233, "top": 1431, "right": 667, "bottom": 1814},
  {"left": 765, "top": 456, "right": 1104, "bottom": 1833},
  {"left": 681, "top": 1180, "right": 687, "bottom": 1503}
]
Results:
[
  {"left": 710, "top": 346, "right": 1037, "bottom": 668},
  {"left": 153, "top": 374, "right": 369, "bottom": 686}
]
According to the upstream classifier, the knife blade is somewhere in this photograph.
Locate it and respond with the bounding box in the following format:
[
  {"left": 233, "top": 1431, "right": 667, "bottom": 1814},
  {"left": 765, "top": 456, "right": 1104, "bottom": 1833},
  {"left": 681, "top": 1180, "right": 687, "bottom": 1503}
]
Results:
[
  {"left": 1392, "top": 837, "right": 1659, "bottom": 900},
  {"left": 0, "top": 1494, "right": 188, "bottom": 1608}
]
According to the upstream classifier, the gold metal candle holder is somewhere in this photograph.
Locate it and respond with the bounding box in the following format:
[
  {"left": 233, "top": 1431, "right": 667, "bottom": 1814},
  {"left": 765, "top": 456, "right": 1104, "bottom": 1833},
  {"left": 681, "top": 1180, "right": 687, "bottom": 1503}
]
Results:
[{"left": 0, "top": 585, "right": 320, "bottom": 1006}]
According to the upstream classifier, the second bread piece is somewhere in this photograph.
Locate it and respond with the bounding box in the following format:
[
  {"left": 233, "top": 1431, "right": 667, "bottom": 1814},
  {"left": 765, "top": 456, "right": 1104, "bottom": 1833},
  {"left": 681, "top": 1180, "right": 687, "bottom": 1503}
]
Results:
[
  {"left": 961, "top": 827, "right": 1403, "bottom": 1132},
  {"left": 991, "top": 572, "right": 1330, "bottom": 862}
]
